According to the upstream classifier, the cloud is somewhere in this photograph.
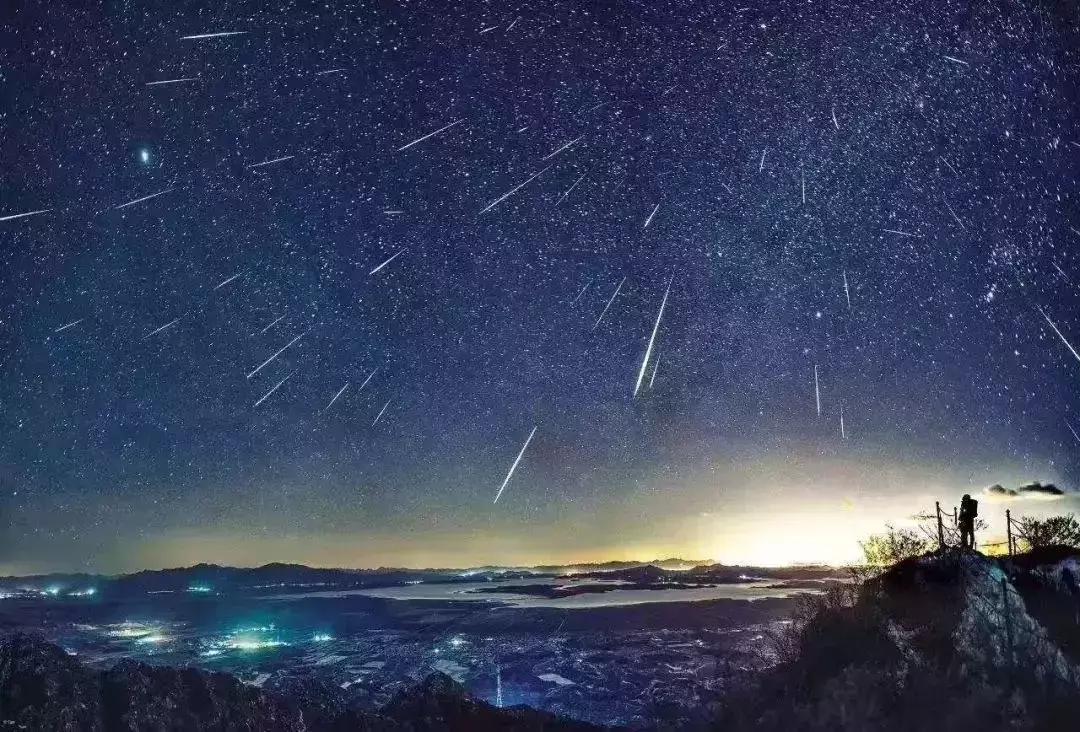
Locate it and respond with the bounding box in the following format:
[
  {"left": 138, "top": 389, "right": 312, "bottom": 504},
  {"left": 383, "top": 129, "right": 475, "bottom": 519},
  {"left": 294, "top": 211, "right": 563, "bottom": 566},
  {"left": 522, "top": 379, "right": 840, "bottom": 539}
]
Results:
[
  {"left": 983, "top": 482, "right": 1068, "bottom": 502},
  {"left": 1018, "top": 482, "right": 1065, "bottom": 497}
]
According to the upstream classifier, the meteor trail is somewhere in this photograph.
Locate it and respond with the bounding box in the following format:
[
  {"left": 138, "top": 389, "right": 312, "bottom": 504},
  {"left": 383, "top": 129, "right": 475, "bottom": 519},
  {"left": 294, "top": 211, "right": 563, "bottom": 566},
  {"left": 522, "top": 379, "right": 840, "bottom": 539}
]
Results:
[
  {"left": 321, "top": 382, "right": 350, "bottom": 414},
  {"left": 254, "top": 370, "right": 296, "bottom": 408},
  {"left": 643, "top": 203, "right": 661, "bottom": 229},
  {"left": 214, "top": 273, "right": 241, "bottom": 290},
  {"left": 831, "top": 105, "right": 839, "bottom": 130},
  {"left": 649, "top": 356, "right": 660, "bottom": 389},
  {"left": 542, "top": 135, "right": 584, "bottom": 161},
  {"left": 181, "top": 31, "right": 248, "bottom": 40},
  {"left": 943, "top": 55, "right": 969, "bottom": 66},
  {"left": 247, "top": 329, "right": 311, "bottom": 379},
  {"left": 372, "top": 399, "right": 392, "bottom": 426},
  {"left": 555, "top": 167, "right": 591, "bottom": 207},
  {"left": 143, "top": 317, "right": 181, "bottom": 340},
  {"left": 54, "top": 319, "right": 83, "bottom": 333},
  {"left": 759, "top": 148, "right": 768, "bottom": 172},
  {"left": 145, "top": 78, "right": 195, "bottom": 86},
  {"left": 247, "top": 155, "right": 294, "bottom": 169},
  {"left": 1037, "top": 305, "right": 1080, "bottom": 366},
  {"left": 480, "top": 165, "right": 554, "bottom": 214},
  {"left": 315, "top": 68, "right": 345, "bottom": 75},
  {"left": 260, "top": 315, "right": 286, "bottom": 334},
  {"left": 633, "top": 275, "right": 673, "bottom": 397},
  {"left": 570, "top": 278, "right": 594, "bottom": 304},
  {"left": 882, "top": 228, "right": 919, "bottom": 237},
  {"left": 369, "top": 248, "right": 407, "bottom": 275},
  {"left": 840, "top": 405, "right": 847, "bottom": 438},
  {"left": 395, "top": 119, "right": 464, "bottom": 152},
  {"left": 358, "top": 368, "right": 378, "bottom": 391},
  {"left": 942, "top": 196, "right": 965, "bottom": 229},
  {"left": 814, "top": 365, "right": 821, "bottom": 416},
  {"left": 115, "top": 188, "right": 173, "bottom": 209},
  {"left": 1066, "top": 419, "right": 1080, "bottom": 446},
  {"left": 593, "top": 277, "right": 626, "bottom": 330},
  {"left": 842, "top": 270, "right": 852, "bottom": 310},
  {"left": 493, "top": 426, "right": 538, "bottom": 504},
  {"left": 0, "top": 208, "right": 50, "bottom": 222}
]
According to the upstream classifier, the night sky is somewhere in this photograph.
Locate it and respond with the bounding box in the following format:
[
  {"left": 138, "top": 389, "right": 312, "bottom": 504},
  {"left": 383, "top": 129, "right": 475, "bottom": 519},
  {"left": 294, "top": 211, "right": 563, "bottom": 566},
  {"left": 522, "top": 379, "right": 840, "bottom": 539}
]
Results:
[{"left": 2, "top": 0, "right": 1079, "bottom": 575}]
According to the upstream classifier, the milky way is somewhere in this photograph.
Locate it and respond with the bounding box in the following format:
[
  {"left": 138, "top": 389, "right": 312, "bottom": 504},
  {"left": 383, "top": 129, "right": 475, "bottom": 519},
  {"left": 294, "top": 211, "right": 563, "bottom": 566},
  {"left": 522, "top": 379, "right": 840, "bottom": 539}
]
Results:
[{"left": 1, "top": 0, "right": 1078, "bottom": 573}]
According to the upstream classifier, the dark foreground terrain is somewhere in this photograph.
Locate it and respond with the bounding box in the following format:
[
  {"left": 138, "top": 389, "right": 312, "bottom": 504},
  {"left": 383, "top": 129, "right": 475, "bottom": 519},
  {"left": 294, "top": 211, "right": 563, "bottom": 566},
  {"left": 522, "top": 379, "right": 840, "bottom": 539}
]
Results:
[{"left": 4, "top": 548, "right": 1080, "bottom": 731}]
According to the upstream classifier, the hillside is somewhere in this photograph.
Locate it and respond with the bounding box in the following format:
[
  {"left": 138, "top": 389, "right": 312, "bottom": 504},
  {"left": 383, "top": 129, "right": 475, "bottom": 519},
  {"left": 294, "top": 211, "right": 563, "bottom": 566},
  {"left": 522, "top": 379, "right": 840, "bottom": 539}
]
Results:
[
  {"left": 717, "top": 547, "right": 1080, "bottom": 732},
  {"left": 0, "top": 632, "right": 612, "bottom": 731}
]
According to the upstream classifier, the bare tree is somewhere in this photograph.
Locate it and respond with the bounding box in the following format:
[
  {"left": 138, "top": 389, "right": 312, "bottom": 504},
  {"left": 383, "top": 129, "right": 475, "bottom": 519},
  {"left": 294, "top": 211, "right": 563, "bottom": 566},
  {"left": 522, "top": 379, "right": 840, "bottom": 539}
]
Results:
[
  {"left": 1015, "top": 514, "right": 1080, "bottom": 550},
  {"left": 859, "top": 525, "right": 933, "bottom": 566}
]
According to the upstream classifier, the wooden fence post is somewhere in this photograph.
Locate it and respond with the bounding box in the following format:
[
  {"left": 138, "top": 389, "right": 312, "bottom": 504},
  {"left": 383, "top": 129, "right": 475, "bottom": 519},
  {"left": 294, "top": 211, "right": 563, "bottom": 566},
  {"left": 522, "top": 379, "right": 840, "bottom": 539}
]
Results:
[
  {"left": 935, "top": 501, "right": 945, "bottom": 550},
  {"left": 1006, "top": 509, "right": 1013, "bottom": 556}
]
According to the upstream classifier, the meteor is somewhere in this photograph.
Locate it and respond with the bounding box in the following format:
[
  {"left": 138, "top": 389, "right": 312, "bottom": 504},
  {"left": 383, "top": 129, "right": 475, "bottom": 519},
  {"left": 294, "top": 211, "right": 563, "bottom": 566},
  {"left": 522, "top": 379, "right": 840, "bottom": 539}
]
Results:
[
  {"left": 593, "top": 277, "right": 625, "bottom": 330},
  {"left": 649, "top": 356, "right": 660, "bottom": 389},
  {"left": 814, "top": 365, "right": 821, "bottom": 416},
  {"left": 0, "top": 208, "right": 50, "bottom": 222},
  {"left": 369, "top": 248, "right": 407, "bottom": 275},
  {"left": 633, "top": 275, "right": 673, "bottom": 397},
  {"left": 180, "top": 31, "right": 248, "bottom": 40},
  {"left": 396, "top": 119, "right": 464, "bottom": 152},
  {"left": 555, "top": 167, "right": 591, "bottom": 207},
  {"left": 254, "top": 370, "right": 296, "bottom": 407},
  {"left": 840, "top": 405, "right": 847, "bottom": 439},
  {"left": 115, "top": 188, "right": 173, "bottom": 209},
  {"left": 1066, "top": 419, "right": 1080, "bottom": 446},
  {"left": 842, "top": 270, "right": 851, "bottom": 310},
  {"left": 570, "top": 277, "right": 594, "bottom": 304},
  {"left": 143, "top": 317, "right": 181, "bottom": 339},
  {"left": 643, "top": 203, "right": 660, "bottom": 229},
  {"left": 1037, "top": 305, "right": 1080, "bottom": 366},
  {"left": 321, "top": 383, "right": 350, "bottom": 414},
  {"left": 542, "top": 135, "right": 584, "bottom": 161},
  {"left": 493, "top": 426, "right": 538, "bottom": 504},
  {"left": 214, "top": 272, "right": 241, "bottom": 290},
  {"left": 480, "top": 165, "right": 554, "bottom": 214},
  {"left": 54, "top": 319, "right": 83, "bottom": 333},
  {"left": 247, "top": 329, "right": 311, "bottom": 379},
  {"left": 145, "top": 78, "right": 195, "bottom": 86},
  {"left": 358, "top": 368, "right": 378, "bottom": 391},
  {"left": 247, "top": 155, "right": 294, "bottom": 169},
  {"left": 260, "top": 315, "right": 286, "bottom": 334},
  {"left": 372, "top": 399, "right": 392, "bottom": 426}
]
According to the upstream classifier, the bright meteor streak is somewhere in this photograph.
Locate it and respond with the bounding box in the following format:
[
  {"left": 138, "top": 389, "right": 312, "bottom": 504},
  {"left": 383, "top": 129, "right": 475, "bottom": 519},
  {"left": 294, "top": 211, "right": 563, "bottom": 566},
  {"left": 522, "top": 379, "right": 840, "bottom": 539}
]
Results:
[
  {"left": 1037, "top": 305, "right": 1080, "bottom": 366},
  {"left": 493, "top": 426, "right": 538, "bottom": 504},
  {"left": 593, "top": 277, "right": 626, "bottom": 330},
  {"left": 254, "top": 370, "right": 296, "bottom": 407},
  {"left": 321, "top": 382, "right": 350, "bottom": 414},
  {"left": 180, "top": 31, "right": 248, "bottom": 40},
  {"left": 633, "top": 275, "right": 673, "bottom": 397},
  {"left": 396, "top": 119, "right": 464, "bottom": 152},
  {"left": 247, "top": 329, "right": 310, "bottom": 379},
  {"left": 116, "top": 188, "right": 173, "bottom": 209},
  {"left": 0, "top": 208, "right": 50, "bottom": 222},
  {"left": 369, "top": 248, "right": 407, "bottom": 275},
  {"left": 479, "top": 165, "right": 554, "bottom": 214}
]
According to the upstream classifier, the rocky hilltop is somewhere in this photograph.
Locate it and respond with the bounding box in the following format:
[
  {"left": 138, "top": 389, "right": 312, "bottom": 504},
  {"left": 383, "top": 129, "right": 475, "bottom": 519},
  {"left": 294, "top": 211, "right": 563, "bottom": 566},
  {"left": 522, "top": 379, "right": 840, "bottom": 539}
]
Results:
[
  {"left": 718, "top": 546, "right": 1080, "bottom": 732},
  {"left": 0, "top": 632, "right": 609, "bottom": 731}
]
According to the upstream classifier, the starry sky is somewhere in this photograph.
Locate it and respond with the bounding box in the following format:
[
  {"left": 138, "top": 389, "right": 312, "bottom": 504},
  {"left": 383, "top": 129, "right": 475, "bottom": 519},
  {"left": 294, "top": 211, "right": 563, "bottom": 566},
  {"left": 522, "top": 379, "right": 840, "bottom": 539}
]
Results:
[{"left": 2, "top": 0, "right": 1079, "bottom": 575}]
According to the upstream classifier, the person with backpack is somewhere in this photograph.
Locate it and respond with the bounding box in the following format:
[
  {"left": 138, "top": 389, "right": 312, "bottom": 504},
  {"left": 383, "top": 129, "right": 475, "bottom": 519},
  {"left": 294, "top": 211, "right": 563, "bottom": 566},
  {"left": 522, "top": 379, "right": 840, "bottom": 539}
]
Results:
[{"left": 959, "top": 494, "right": 978, "bottom": 550}]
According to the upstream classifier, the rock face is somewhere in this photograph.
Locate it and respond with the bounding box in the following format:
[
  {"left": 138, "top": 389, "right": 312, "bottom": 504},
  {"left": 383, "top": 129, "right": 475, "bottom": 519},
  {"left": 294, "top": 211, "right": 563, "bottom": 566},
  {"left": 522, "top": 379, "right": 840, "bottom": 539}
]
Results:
[
  {"left": 726, "top": 547, "right": 1080, "bottom": 732},
  {"left": 0, "top": 632, "right": 612, "bottom": 731}
]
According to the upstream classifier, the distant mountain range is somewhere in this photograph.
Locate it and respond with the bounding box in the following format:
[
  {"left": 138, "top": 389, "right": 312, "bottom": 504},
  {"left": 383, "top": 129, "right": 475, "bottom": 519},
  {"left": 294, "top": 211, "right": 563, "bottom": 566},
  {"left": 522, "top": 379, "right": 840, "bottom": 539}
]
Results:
[{"left": 0, "top": 558, "right": 840, "bottom": 598}]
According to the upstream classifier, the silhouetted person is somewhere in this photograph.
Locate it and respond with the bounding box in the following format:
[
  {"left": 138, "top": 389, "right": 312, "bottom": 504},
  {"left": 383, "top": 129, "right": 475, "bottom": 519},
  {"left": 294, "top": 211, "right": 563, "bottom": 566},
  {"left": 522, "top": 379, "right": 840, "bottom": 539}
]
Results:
[{"left": 959, "top": 494, "right": 977, "bottom": 550}]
